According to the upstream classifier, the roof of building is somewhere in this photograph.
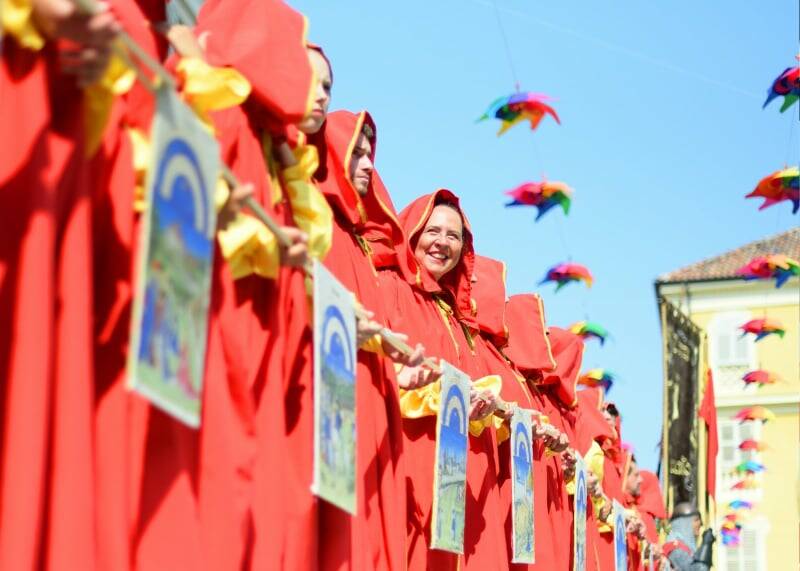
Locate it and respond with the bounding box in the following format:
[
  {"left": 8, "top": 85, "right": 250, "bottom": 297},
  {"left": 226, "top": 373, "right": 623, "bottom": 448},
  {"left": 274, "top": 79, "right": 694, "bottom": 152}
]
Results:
[{"left": 656, "top": 228, "right": 800, "bottom": 284}]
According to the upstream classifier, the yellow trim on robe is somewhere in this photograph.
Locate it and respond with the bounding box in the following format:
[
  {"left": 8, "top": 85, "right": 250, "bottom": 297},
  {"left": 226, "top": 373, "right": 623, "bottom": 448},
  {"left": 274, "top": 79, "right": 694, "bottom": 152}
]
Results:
[
  {"left": 84, "top": 45, "right": 137, "bottom": 156},
  {"left": 360, "top": 333, "right": 384, "bottom": 355},
  {"left": 2, "top": 0, "right": 45, "bottom": 50},
  {"left": 176, "top": 57, "right": 251, "bottom": 128},
  {"left": 282, "top": 143, "right": 333, "bottom": 261},
  {"left": 217, "top": 212, "right": 281, "bottom": 280},
  {"left": 129, "top": 128, "right": 151, "bottom": 213}
]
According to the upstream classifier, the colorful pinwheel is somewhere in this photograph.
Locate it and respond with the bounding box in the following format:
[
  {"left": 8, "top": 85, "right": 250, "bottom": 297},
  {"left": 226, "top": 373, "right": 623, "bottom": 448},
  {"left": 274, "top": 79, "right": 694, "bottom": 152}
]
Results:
[
  {"left": 739, "top": 317, "right": 786, "bottom": 341},
  {"left": 539, "top": 262, "right": 593, "bottom": 291},
  {"left": 763, "top": 61, "right": 800, "bottom": 112},
  {"left": 578, "top": 369, "right": 615, "bottom": 391},
  {"left": 742, "top": 369, "right": 781, "bottom": 387},
  {"left": 745, "top": 166, "right": 799, "bottom": 214},
  {"left": 736, "top": 254, "right": 800, "bottom": 288},
  {"left": 738, "top": 439, "right": 768, "bottom": 452},
  {"left": 505, "top": 180, "right": 573, "bottom": 221},
  {"left": 728, "top": 500, "right": 753, "bottom": 510},
  {"left": 478, "top": 92, "right": 560, "bottom": 136},
  {"left": 734, "top": 406, "right": 776, "bottom": 423},
  {"left": 721, "top": 530, "right": 741, "bottom": 547},
  {"left": 734, "top": 460, "right": 765, "bottom": 474},
  {"left": 568, "top": 321, "right": 609, "bottom": 345},
  {"left": 731, "top": 478, "right": 759, "bottom": 490}
]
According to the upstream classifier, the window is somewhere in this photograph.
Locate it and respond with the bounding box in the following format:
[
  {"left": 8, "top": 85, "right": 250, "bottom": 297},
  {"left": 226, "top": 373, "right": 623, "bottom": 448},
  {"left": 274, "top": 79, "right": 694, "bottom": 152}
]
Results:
[
  {"left": 718, "top": 518, "right": 768, "bottom": 571},
  {"left": 708, "top": 312, "right": 757, "bottom": 397},
  {"left": 717, "top": 418, "right": 763, "bottom": 503}
]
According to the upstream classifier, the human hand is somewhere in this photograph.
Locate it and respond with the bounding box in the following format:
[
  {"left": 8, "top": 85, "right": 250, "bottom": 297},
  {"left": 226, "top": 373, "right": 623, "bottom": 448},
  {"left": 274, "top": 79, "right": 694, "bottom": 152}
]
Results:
[
  {"left": 469, "top": 390, "right": 497, "bottom": 421},
  {"left": 278, "top": 226, "right": 308, "bottom": 268},
  {"left": 396, "top": 363, "right": 440, "bottom": 390},
  {"left": 217, "top": 183, "right": 254, "bottom": 230}
]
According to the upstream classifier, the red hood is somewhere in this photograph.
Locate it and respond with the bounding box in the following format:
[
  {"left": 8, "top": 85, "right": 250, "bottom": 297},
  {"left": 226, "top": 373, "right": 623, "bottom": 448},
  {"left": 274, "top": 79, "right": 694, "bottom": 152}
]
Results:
[
  {"left": 196, "top": 0, "right": 313, "bottom": 134},
  {"left": 312, "top": 110, "right": 413, "bottom": 277},
  {"left": 636, "top": 470, "right": 667, "bottom": 519},
  {"left": 503, "top": 293, "right": 557, "bottom": 375},
  {"left": 398, "top": 189, "right": 476, "bottom": 327},
  {"left": 472, "top": 255, "right": 508, "bottom": 347},
  {"left": 574, "top": 388, "right": 616, "bottom": 455},
  {"left": 539, "top": 327, "right": 584, "bottom": 408}
]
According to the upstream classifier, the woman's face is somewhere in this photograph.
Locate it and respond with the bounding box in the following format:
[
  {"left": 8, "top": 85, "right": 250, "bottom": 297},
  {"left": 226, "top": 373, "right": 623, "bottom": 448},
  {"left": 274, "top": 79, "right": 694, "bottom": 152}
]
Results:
[
  {"left": 298, "top": 49, "right": 332, "bottom": 134},
  {"left": 414, "top": 204, "right": 464, "bottom": 282}
]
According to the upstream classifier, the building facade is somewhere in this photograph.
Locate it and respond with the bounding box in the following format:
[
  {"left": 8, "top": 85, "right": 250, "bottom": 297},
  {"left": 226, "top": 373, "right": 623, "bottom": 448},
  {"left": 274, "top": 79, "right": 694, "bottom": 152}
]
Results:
[{"left": 656, "top": 229, "right": 799, "bottom": 570}]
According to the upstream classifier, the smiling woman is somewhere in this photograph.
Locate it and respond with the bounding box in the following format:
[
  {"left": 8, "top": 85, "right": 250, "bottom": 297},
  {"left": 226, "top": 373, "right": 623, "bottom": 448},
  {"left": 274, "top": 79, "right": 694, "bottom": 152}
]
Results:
[{"left": 413, "top": 201, "right": 465, "bottom": 282}]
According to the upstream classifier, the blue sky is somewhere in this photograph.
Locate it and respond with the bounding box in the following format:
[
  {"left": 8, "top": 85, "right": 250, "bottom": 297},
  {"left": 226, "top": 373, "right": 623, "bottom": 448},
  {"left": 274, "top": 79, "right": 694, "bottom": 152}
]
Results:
[{"left": 293, "top": 0, "right": 799, "bottom": 471}]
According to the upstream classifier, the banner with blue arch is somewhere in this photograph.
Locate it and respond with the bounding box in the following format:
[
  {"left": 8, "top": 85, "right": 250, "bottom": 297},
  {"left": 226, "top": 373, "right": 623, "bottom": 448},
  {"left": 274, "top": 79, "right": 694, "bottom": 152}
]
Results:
[
  {"left": 511, "top": 408, "right": 536, "bottom": 563},
  {"left": 613, "top": 499, "right": 628, "bottom": 571},
  {"left": 430, "top": 361, "right": 471, "bottom": 554},
  {"left": 312, "top": 261, "right": 357, "bottom": 514},
  {"left": 127, "top": 87, "right": 220, "bottom": 428},
  {"left": 574, "top": 455, "right": 588, "bottom": 571}
]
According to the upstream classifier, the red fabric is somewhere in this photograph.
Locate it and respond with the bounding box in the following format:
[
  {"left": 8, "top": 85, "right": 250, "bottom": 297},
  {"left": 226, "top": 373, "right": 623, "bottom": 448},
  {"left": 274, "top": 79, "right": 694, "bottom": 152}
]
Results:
[
  {"left": 193, "top": 1, "right": 321, "bottom": 563},
  {"left": 575, "top": 388, "right": 616, "bottom": 456},
  {"left": 378, "top": 190, "right": 506, "bottom": 570},
  {"left": 0, "top": 40, "right": 95, "bottom": 569},
  {"left": 540, "top": 327, "right": 584, "bottom": 409},
  {"left": 313, "top": 110, "right": 406, "bottom": 570},
  {"left": 637, "top": 470, "right": 666, "bottom": 520},
  {"left": 662, "top": 539, "right": 691, "bottom": 556},
  {"left": 698, "top": 369, "right": 718, "bottom": 500},
  {"left": 197, "top": 0, "right": 313, "bottom": 135},
  {"left": 472, "top": 255, "right": 508, "bottom": 348},
  {"left": 471, "top": 254, "right": 549, "bottom": 570},
  {"left": 503, "top": 294, "right": 556, "bottom": 375}
]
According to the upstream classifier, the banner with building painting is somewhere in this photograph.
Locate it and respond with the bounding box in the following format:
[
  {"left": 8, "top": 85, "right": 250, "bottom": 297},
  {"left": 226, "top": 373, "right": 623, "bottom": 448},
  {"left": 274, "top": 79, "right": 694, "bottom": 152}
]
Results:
[
  {"left": 430, "top": 361, "right": 470, "bottom": 553},
  {"left": 510, "top": 408, "right": 535, "bottom": 563}
]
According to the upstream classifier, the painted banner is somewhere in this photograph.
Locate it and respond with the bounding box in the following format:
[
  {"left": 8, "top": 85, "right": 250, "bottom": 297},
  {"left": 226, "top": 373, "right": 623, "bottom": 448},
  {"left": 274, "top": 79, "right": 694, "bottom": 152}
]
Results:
[
  {"left": 127, "top": 86, "right": 219, "bottom": 427},
  {"left": 613, "top": 499, "right": 628, "bottom": 571},
  {"left": 573, "top": 455, "right": 588, "bottom": 571},
  {"left": 511, "top": 408, "right": 535, "bottom": 563},
  {"left": 312, "top": 261, "right": 357, "bottom": 514},
  {"left": 430, "top": 361, "right": 470, "bottom": 553}
]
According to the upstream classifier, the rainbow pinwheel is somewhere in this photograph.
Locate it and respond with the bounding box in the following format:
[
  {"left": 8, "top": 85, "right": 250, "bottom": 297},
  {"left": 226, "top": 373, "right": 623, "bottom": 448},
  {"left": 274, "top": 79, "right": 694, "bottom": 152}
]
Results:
[
  {"left": 731, "top": 478, "right": 759, "bottom": 490},
  {"left": 736, "top": 254, "right": 800, "bottom": 288},
  {"left": 539, "top": 262, "right": 593, "bottom": 291},
  {"left": 746, "top": 166, "right": 799, "bottom": 214},
  {"left": 479, "top": 92, "right": 560, "bottom": 136},
  {"left": 734, "top": 406, "right": 776, "bottom": 423},
  {"left": 505, "top": 181, "right": 573, "bottom": 221},
  {"left": 734, "top": 460, "right": 765, "bottom": 474},
  {"left": 578, "top": 369, "right": 615, "bottom": 391},
  {"left": 742, "top": 369, "right": 781, "bottom": 387},
  {"left": 738, "top": 439, "right": 768, "bottom": 452},
  {"left": 763, "top": 61, "right": 800, "bottom": 112},
  {"left": 739, "top": 317, "right": 786, "bottom": 341},
  {"left": 568, "top": 321, "right": 609, "bottom": 345},
  {"left": 728, "top": 500, "right": 753, "bottom": 510},
  {"left": 721, "top": 529, "right": 741, "bottom": 547}
]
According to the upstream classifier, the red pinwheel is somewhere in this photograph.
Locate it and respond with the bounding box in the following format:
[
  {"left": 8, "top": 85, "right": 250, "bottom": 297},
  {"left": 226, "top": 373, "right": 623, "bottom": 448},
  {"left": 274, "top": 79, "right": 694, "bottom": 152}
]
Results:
[
  {"left": 739, "top": 317, "right": 786, "bottom": 341},
  {"left": 505, "top": 180, "right": 573, "bottom": 221},
  {"left": 763, "top": 60, "right": 800, "bottom": 112},
  {"left": 539, "top": 262, "right": 593, "bottom": 291},
  {"left": 736, "top": 254, "right": 800, "bottom": 288},
  {"left": 734, "top": 406, "right": 776, "bottom": 423},
  {"left": 742, "top": 370, "right": 780, "bottom": 387},
  {"left": 745, "top": 166, "right": 799, "bottom": 214},
  {"left": 738, "top": 439, "right": 767, "bottom": 452}
]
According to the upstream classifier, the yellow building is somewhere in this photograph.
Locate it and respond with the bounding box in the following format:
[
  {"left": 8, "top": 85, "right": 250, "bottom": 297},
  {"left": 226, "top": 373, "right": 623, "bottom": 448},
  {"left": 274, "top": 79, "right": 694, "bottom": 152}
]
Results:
[{"left": 656, "top": 228, "right": 799, "bottom": 570}]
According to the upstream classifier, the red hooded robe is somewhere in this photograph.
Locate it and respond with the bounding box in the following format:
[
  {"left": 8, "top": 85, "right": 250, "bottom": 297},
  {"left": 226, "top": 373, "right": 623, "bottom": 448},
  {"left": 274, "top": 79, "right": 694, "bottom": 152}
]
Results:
[
  {"left": 376, "top": 190, "right": 507, "bottom": 571},
  {"left": 472, "top": 255, "right": 546, "bottom": 570},
  {"left": 314, "top": 109, "right": 408, "bottom": 570},
  {"left": 502, "top": 293, "right": 558, "bottom": 571}
]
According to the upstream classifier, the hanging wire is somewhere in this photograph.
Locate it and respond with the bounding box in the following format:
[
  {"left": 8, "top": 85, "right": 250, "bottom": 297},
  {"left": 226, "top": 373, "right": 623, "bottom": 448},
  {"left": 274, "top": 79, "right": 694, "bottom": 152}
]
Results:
[{"left": 490, "top": 0, "right": 521, "bottom": 92}]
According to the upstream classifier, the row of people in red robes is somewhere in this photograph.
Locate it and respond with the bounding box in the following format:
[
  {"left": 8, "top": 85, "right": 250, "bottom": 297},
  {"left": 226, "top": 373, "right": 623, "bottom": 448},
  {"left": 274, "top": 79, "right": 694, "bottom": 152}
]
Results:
[{"left": 1, "top": 0, "right": 671, "bottom": 568}]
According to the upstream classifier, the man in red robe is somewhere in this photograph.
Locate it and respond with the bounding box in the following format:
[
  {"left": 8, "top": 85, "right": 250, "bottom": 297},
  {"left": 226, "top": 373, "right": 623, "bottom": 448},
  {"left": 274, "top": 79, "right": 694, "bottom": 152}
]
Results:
[{"left": 314, "top": 109, "right": 428, "bottom": 569}]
